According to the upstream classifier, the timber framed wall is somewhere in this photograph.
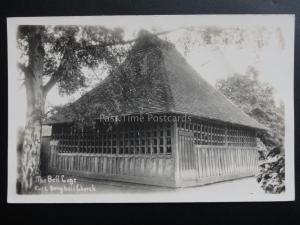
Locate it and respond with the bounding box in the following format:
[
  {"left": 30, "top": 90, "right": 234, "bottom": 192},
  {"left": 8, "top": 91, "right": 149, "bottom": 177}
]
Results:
[
  {"left": 173, "top": 118, "right": 259, "bottom": 187},
  {"left": 47, "top": 120, "right": 176, "bottom": 187},
  {"left": 46, "top": 115, "right": 259, "bottom": 188}
]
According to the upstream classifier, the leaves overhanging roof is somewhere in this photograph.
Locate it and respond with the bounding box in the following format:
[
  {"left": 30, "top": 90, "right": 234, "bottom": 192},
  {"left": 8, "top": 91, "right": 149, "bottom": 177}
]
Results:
[{"left": 47, "top": 30, "right": 266, "bottom": 130}]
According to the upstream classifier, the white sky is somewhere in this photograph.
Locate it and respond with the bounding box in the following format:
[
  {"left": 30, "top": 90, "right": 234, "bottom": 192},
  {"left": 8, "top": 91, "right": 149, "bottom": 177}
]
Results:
[{"left": 12, "top": 15, "right": 294, "bottom": 127}]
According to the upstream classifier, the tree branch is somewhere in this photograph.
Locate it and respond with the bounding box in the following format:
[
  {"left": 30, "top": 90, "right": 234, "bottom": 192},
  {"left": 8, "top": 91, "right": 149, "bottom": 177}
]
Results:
[
  {"left": 42, "top": 72, "right": 60, "bottom": 96},
  {"left": 42, "top": 46, "right": 67, "bottom": 96},
  {"left": 17, "top": 63, "right": 33, "bottom": 78}
]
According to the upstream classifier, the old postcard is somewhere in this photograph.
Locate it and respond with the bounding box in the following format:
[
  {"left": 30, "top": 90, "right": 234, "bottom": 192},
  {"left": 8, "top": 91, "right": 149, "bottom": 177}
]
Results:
[{"left": 7, "top": 15, "right": 295, "bottom": 203}]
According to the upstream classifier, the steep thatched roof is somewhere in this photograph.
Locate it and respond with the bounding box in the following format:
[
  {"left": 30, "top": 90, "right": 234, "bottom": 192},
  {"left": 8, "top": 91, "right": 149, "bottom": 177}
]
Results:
[{"left": 47, "top": 30, "right": 266, "bottom": 130}]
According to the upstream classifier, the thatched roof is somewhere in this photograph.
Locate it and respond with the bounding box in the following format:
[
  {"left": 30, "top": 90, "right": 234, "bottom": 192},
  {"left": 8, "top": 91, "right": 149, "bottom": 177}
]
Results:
[{"left": 47, "top": 30, "right": 266, "bottom": 130}]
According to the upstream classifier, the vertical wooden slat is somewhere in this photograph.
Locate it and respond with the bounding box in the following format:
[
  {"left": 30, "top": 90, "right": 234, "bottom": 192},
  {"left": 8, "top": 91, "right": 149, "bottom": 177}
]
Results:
[
  {"left": 202, "top": 148, "right": 207, "bottom": 177},
  {"left": 221, "top": 149, "right": 225, "bottom": 175},
  {"left": 180, "top": 135, "right": 184, "bottom": 173},
  {"left": 225, "top": 149, "right": 228, "bottom": 176},
  {"left": 210, "top": 148, "right": 214, "bottom": 176},
  {"left": 186, "top": 136, "right": 190, "bottom": 172},
  {"left": 187, "top": 136, "right": 190, "bottom": 171},
  {"left": 197, "top": 148, "right": 201, "bottom": 178},
  {"left": 204, "top": 148, "right": 208, "bottom": 176},
  {"left": 228, "top": 149, "right": 231, "bottom": 174},
  {"left": 217, "top": 148, "right": 220, "bottom": 176},
  {"left": 230, "top": 148, "right": 234, "bottom": 174},
  {"left": 182, "top": 136, "right": 185, "bottom": 172},
  {"left": 184, "top": 136, "right": 187, "bottom": 172},
  {"left": 195, "top": 148, "right": 199, "bottom": 178},
  {"left": 198, "top": 148, "right": 202, "bottom": 177},
  {"left": 208, "top": 148, "right": 212, "bottom": 176},
  {"left": 225, "top": 148, "right": 229, "bottom": 174},
  {"left": 202, "top": 148, "right": 205, "bottom": 177}
]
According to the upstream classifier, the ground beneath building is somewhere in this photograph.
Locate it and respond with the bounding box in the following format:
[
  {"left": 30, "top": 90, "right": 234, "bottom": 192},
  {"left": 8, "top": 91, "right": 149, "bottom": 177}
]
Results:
[{"left": 39, "top": 175, "right": 268, "bottom": 202}]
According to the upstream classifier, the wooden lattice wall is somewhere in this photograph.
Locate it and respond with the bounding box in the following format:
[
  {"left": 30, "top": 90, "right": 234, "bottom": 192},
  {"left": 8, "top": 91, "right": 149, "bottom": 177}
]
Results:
[
  {"left": 46, "top": 116, "right": 259, "bottom": 187},
  {"left": 52, "top": 121, "right": 173, "bottom": 155},
  {"left": 48, "top": 120, "right": 175, "bottom": 187},
  {"left": 177, "top": 119, "right": 257, "bottom": 147},
  {"left": 175, "top": 118, "right": 258, "bottom": 187}
]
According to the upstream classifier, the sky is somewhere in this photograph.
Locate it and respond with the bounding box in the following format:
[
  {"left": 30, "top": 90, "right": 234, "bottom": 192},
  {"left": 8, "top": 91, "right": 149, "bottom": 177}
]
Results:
[{"left": 12, "top": 15, "right": 294, "bottom": 127}]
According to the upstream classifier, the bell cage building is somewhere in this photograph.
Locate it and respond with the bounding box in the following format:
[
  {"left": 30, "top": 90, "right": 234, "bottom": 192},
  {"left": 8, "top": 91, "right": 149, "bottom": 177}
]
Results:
[{"left": 42, "top": 32, "right": 266, "bottom": 188}]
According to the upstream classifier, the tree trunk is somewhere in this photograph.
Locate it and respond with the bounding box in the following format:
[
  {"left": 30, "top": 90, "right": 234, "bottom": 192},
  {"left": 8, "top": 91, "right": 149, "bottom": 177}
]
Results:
[
  {"left": 19, "top": 79, "right": 45, "bottom": 193},
  {"left": 18, "top": 27, "right": 46, "bottom": 193}
]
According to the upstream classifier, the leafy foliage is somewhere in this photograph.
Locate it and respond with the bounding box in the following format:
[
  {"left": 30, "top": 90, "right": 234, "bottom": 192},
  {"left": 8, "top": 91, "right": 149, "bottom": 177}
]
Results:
[
  {"left": 216, "top": 70, "right": 285, "bottom": 193},
  {"left": 18, "top": 25, "right": 127, "bottom": 96},
  {"left": 256, "top": 144, "right": 285, "bottom": 193}
]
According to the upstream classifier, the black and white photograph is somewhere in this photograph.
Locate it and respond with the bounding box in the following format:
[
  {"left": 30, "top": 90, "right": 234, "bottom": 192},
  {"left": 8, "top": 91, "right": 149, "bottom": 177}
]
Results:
[{"left": 7, "top": 15, "right": 295, "bottom": 202}]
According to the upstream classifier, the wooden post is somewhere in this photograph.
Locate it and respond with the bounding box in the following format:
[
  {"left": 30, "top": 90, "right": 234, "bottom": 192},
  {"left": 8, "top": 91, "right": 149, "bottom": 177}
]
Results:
[
  {"left": 172, "top": 120, "right": 180, "bottom": 187},
  {"left": 254, "top": 129, "right": 258, "bottom": 147},
  {"left": 225, "top": 125, "right": 228, "bottom": 147}
]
